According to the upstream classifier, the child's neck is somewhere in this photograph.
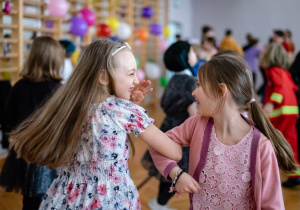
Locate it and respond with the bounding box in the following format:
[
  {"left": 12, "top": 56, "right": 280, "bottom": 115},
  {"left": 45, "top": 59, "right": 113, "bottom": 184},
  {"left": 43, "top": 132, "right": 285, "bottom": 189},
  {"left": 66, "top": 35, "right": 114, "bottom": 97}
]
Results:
[{"left": 213, "top": 108, "right": 251, "bottom": 146}]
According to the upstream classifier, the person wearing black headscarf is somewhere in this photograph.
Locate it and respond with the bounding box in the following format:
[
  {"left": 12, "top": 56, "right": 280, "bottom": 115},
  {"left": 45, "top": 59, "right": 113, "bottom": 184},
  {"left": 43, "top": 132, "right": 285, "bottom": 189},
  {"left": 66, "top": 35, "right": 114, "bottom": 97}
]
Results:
[{"left": 142, "top": 41, "right": 197, "bottom": 210}]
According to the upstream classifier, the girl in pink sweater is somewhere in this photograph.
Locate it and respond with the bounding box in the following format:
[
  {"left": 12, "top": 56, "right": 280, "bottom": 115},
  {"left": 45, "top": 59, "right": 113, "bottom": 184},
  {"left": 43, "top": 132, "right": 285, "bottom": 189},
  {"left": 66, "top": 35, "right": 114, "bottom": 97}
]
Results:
[{"left": 150, "top": 51, "right": 298, "bottom": 209}]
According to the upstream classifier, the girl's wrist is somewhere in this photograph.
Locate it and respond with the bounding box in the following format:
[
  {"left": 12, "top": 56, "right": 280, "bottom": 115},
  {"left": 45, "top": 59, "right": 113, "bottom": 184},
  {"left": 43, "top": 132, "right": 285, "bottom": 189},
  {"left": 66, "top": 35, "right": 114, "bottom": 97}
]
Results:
[{"left": 169, "top": 167, "right": 181, "bottom": 180}]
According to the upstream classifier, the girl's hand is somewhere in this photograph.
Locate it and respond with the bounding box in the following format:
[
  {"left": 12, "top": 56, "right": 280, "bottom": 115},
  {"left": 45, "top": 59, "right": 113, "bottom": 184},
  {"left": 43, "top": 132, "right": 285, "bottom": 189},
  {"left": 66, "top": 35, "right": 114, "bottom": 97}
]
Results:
[
  {"left": 130, "top": 80, "right": 153, "bottom": 104},
  {"left": 263, "top": 102, "right": 274, "bottom": 116},
  {"left": 175, "top": 172, "right": 201, "bottom": 194}
]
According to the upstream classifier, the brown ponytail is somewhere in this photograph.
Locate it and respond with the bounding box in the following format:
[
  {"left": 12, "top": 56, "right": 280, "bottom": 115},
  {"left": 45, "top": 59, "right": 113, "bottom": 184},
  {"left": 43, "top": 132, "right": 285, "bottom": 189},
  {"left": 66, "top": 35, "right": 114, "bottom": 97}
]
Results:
[{"left": 250, "top": 102, "right": 298, "bottom": 173}]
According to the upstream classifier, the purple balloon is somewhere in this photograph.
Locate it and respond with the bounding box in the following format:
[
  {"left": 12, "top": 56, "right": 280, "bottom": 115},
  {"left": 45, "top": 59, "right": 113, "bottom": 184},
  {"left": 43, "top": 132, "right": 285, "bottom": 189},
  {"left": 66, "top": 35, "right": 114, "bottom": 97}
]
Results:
[
  {"left": 45, "top": 21, "right": 53, "bottom": 28},
  {"left": 150, "top": 24, "right": 162, "bottom": 36},
  {"left": 70, "top": 17, "right": 88, "bottom": 36},
  {"left": 142, "top": 7, "right": 153, "bottom": 18}
]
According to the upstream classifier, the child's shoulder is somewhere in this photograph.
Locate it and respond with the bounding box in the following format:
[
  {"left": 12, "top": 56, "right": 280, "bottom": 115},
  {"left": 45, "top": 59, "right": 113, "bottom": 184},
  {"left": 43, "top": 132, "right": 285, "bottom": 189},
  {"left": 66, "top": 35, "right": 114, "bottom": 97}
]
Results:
[
  {"left": 99, "top": 95, "right": 149, "bottom": 117},
  {"left": 184, "top": 115, "right": 210, "bottom": 128}
]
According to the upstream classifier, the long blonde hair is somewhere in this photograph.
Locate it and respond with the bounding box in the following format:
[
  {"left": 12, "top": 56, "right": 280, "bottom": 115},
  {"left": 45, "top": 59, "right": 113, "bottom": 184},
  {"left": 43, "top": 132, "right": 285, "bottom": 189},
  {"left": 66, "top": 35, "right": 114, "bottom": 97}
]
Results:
[
  {"left": 198, "top": 52, "right": 297, "bottom": 173},
  {"left": 21, "top": 36, "right": 64, "bottom": 82},
  {"left": 11, "top": 39, "right": 133, "bottom": 168}
]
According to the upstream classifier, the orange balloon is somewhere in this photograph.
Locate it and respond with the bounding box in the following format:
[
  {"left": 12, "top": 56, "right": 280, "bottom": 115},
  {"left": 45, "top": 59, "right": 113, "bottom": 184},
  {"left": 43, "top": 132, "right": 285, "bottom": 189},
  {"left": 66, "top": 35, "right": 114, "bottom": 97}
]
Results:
[{"left": 137, "top": 29, "right": 149, "bottom": 41}]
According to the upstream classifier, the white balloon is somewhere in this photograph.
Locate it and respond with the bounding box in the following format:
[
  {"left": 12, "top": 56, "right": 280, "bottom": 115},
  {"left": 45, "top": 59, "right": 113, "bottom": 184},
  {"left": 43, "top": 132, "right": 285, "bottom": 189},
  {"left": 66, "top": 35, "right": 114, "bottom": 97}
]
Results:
[
  {"left": 145, "top": 62, "right": 161, "bottom": 79},
  {"left": 117, "top": 22, "right": 132, "bottom": 40}
]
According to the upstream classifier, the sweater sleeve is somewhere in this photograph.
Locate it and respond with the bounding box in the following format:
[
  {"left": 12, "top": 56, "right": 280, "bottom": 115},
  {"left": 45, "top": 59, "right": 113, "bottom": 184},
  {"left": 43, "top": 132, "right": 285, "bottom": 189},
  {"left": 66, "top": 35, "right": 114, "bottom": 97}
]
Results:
[
  {"left": 149, "top": 115, "right": 197, "bottom": 180},
  {"left": 259, "top": 140, "right": 284, "bottom": 210}
]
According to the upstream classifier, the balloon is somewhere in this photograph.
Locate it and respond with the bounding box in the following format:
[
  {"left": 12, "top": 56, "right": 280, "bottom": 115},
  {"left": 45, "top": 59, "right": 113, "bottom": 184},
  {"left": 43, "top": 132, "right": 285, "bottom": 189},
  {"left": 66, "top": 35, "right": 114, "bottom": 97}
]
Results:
[
  {"left": 3, "top": 1, "right": 11, "bottom": 14},
  {"left": 80, "top": 8, "right": 96, "bottom": 26},
  {"left": 116, "top": 22, "right": 132, "bottom": 40},
  {"left": 48, "top": 0, "right": 69, "bottom": 17},
  {"left": 160, "top": 76, "right": 169, "bottom": 87},
  {"left": 142, "top": 7, "right": 153, "bottom": 18},
  {"left": 145, "top": 62, "right": 161, "bottom": 79},
  {"left": 71, "top": 49, "right": 80, "bottom": 66},
  {"left": 97, "top": 23, "right": 111, "bottom": 37},
  {"left": 136, "top": 69, "right": 145, "bottom": 81},
  {"left": 107, "top": 17, "right": 119, "bottom": 31},
  {"left": 45, "top": 21, "right": 53, "bottom": 28},
  {"left": 163, "top": 26, "right": 171, "bottom": 37},
  {"left": 134, "top": 40, "right": 141, "bottom": 48},
  {"left": 158, "top": 39, "right": 169, "bottom": 51},
  {"left": 70, "top": 17, "right": 88, "bottom": 36},
  {"left": 137, "top": 29, "right": 149, "bottom": 41},
  {"left": 150, "top": 24, "right": 162, "bottom": 36},
  {"left": 135, "top": 57, "right": 140, "bottom": 69}
]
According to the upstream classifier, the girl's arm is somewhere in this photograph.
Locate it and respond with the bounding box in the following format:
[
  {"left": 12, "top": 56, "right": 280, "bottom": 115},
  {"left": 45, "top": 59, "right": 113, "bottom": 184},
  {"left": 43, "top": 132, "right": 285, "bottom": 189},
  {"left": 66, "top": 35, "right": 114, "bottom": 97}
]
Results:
[
  {"left": 149, "top": 116, "right": 198, "bottom": 180},
  {"left": 259, "top": 140, "right": 284, "bottom": 209},
  {"left": 138, "top": 124, "right": 182, "bottom": 162}
]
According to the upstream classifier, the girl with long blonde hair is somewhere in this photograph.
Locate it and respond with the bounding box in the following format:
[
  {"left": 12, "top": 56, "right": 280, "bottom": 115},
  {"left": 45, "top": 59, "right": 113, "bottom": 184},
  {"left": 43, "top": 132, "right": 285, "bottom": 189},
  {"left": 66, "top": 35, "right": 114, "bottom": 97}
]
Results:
[
  {"left": 0, "top": 36, "right": 64, "bottom": 210},
  {"left": 10, "top": 38, "right": 182, "bottom": 209}
]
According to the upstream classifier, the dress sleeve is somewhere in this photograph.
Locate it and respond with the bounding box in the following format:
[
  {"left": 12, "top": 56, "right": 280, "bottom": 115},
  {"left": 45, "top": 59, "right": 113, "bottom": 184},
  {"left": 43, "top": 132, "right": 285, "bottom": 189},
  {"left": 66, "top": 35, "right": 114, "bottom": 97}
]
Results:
[{"left": 103, "top": 97, "right": 154, "bottom": 137}]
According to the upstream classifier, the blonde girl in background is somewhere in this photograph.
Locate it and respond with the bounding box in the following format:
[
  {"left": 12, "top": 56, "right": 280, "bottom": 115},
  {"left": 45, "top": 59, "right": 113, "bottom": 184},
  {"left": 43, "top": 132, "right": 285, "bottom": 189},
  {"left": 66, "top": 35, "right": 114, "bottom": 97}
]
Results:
[
  {"left": 150, "top": 51, "right": 297, "bottom": 209},
  {"left": 261, "top": 43, "right": 300, "bottom": 188},
  {"left": 0, "top": 37, "right": 64, "bottom": 210},
  {"left": 10, "top": 39, "right": 182, "bottom": 210}
]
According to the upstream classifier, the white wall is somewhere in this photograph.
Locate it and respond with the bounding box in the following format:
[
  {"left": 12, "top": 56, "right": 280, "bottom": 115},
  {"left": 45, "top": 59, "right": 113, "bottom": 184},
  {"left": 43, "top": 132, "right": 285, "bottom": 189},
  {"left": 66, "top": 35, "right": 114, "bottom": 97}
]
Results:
[
  {"left": 169, "top": 0, "right": 193, "bottom": 41},
  {"left": 191, "top": 0, "right": 300, "bottom": 52}
]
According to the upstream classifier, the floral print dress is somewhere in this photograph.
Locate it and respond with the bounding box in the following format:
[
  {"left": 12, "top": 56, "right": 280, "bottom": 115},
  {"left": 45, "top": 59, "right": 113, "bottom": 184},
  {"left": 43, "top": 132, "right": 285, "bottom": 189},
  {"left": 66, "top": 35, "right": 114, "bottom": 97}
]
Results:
[{"left": 40, "top": 96, "right": 153, "bottom": 210}]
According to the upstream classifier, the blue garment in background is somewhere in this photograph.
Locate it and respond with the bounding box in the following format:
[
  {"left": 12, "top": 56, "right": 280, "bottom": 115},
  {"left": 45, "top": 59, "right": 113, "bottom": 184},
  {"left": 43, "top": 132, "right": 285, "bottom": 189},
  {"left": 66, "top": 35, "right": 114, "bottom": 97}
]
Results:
[{"left": 193, "top": 59, "right": 207, "bottom": 76}]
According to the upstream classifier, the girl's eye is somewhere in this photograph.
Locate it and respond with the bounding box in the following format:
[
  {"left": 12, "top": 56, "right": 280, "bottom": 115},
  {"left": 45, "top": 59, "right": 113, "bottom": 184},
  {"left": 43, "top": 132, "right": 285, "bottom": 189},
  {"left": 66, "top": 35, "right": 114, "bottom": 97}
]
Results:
[
  {"left": 130, "top": 73, "right": 135, "bottom": 76},
  {"left": 196, "top": 83, "right": 200, "bottom": 87}
]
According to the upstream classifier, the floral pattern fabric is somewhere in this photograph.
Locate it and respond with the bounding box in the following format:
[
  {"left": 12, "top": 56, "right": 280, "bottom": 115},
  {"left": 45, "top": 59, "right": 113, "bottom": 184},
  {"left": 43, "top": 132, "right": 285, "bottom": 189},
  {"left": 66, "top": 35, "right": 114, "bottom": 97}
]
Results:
[
  {"left": 39, "top": 96, "right": 153, "bottom": 210},
  {"left": 193, "top": 126, "right": 255, "bottom": 210}
]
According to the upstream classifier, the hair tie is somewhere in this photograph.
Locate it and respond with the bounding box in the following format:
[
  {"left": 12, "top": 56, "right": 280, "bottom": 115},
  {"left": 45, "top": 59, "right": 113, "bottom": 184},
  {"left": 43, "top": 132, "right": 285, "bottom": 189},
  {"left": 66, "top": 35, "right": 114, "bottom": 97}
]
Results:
[{"left": 249, "top": 98, "right": 256, "bottom": 103}]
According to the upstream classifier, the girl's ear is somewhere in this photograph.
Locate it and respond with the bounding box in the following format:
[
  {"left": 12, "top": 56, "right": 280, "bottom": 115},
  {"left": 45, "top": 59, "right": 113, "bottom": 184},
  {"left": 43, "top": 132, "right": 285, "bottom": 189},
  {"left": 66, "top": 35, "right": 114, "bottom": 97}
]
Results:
[
  {"left": 98, "top": 71, "right": 109, "bottom": 85},
  {"left": 219, "top": 83, "right": 227, "bottom": 97}
]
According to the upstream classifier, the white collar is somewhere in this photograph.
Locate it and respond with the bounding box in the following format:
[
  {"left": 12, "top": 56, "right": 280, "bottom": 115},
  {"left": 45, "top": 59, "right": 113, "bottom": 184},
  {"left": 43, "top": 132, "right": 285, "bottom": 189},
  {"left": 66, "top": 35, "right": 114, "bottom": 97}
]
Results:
[{"left": 174, "top": 69, "right": 193, "bottom": 76}]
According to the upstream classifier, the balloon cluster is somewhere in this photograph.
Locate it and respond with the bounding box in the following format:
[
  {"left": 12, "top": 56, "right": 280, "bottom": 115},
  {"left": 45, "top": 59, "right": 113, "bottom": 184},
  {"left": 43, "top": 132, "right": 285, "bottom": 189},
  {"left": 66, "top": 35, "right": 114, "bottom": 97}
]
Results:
[
  {"left": 47, "top": 1, "right": 96, "bottom": 37},
  {"left": 137, "top": 6, "right": 171, "bottom": 43},
  {"left": 97, "top": 18, "right": 132, "bottom": 41}
]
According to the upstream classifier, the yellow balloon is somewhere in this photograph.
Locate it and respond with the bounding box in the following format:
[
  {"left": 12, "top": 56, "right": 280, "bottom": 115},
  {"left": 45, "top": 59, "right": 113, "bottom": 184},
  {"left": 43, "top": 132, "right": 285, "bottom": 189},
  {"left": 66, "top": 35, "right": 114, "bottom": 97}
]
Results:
[
  {"left": 71, "top": 49, "right": 80, "bottom": 66},
  {"left": 163, "top": 26, "right": 171, "bottom": 37},
  {"left": 107, "top": 17, "right": 119, "bottom": 31}
]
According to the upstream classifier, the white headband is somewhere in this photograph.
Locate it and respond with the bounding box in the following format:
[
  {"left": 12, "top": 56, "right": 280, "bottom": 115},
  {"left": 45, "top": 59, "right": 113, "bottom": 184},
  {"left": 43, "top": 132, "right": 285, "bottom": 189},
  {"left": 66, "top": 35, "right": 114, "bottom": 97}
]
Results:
[{"left": 112, "top": 42, "right": 131, "bottom": 56}]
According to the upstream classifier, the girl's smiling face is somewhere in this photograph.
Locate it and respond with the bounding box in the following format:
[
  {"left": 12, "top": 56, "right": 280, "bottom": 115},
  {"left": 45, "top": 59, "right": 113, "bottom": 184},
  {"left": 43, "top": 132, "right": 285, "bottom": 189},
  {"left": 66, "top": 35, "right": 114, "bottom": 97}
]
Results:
[
  {"left": 192, "top": 78, "right": 218, "bottom": 117},
  {"left": 112, "top": 50, "right": 139, "bottom": 100}
]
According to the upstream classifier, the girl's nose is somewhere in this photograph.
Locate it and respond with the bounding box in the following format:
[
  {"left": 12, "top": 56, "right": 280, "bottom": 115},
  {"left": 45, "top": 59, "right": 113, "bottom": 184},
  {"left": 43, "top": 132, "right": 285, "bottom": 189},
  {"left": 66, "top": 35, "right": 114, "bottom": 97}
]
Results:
[
  {"left": 192, "top": 89, "right": 196, "bottom": 97},
  {"left": 133, "top": 74, "right": 139, "bottom": 85}
]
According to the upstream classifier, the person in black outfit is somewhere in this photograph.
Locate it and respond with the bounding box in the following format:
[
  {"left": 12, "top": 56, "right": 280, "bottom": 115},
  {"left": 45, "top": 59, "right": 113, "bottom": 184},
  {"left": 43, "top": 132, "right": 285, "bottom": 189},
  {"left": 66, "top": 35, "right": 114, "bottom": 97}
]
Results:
[
  {"left": 0, "top": 37, "right": 64, "bottom": 210},
  {"left": 289, "top": 51, "right": 300, "bottom": 163},
  {"left": 143, "top": 41, "right": 198, "bottom": 210}
]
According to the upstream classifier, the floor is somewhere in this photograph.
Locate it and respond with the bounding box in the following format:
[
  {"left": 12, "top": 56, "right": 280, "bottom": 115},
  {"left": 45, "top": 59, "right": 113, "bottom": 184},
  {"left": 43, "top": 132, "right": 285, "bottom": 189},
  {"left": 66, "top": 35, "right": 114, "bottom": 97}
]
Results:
[{"left": 0, "top": 105, "right": 300, "bottom": 209}]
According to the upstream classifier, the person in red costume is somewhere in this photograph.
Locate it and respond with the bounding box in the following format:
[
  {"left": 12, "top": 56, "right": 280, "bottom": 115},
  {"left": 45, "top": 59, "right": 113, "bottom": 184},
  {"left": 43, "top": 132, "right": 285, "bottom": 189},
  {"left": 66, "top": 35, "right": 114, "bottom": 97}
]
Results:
[{"left": 261, "top": 43, "right": 300, "bottom": 188}]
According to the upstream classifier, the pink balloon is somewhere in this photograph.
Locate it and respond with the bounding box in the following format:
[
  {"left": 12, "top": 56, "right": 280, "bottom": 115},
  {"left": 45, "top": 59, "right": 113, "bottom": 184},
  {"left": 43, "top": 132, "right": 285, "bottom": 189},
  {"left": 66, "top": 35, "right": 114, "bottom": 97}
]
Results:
[
  {"left": 136, "top": 69, "right": 145, "bottom": 81},
  {"left": 134, "top": 40, "right": 141, "bottom": 48},
  {"left": 48, "top": 0, "right": 69, "bottom": 17},
  {"left": 159, "top": 39, "right": 169, "bottom": 51},
  {"left": 80, "top": 8, "right": 96, "bottom": 26}
]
